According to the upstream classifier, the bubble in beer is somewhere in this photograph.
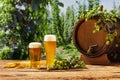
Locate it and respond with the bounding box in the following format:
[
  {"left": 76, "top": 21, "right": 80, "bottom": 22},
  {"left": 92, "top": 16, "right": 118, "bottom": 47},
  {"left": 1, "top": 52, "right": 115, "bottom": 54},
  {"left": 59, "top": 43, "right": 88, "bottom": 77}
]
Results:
[
  {"left": 44, "top": 35, "right": 56, "bottom": 41},
  {"left": 29, "top": 42, "right": 41, "bottom": 48}
]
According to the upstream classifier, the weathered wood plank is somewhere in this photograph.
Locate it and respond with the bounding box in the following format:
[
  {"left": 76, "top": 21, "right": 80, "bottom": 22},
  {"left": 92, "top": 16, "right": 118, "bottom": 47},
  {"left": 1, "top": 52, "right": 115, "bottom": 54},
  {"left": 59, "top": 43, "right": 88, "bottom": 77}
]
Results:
[{"left": 0, "top": 60, "right": 120, "bottom": 80}]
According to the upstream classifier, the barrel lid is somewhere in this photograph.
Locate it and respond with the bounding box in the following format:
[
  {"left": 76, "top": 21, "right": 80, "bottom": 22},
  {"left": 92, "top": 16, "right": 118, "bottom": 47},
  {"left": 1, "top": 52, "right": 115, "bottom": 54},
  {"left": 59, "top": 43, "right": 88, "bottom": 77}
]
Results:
[{"left": 73, "top": 18, "right": 115, "bottom": 58}]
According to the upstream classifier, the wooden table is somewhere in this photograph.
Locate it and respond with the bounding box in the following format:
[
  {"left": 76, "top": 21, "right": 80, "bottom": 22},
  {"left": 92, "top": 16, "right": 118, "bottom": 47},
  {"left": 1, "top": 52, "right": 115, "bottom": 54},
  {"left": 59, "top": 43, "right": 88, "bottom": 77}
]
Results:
[{"left": 0, "top": 60, "right": 120, "bottom": 80}]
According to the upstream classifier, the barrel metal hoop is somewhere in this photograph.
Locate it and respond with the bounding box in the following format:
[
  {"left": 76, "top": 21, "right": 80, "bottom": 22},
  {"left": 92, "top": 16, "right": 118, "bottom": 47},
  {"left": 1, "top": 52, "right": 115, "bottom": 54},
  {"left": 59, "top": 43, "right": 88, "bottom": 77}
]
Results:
[{"left": 73, "top": 18, "right": 117, "bottom": 58}]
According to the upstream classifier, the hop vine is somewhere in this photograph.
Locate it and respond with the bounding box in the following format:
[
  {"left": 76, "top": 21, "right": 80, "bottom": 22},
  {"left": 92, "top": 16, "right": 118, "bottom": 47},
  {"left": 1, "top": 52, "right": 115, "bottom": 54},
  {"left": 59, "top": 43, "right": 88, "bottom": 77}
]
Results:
[
  {"left": 84, "top": 6, "right": 119, "bottom": 46},
  {"left": 0, "top": 0, "right": 15, "bottom": 27},
  {"left": 48, "top": 55, "right": 85, "bottom": 70}
]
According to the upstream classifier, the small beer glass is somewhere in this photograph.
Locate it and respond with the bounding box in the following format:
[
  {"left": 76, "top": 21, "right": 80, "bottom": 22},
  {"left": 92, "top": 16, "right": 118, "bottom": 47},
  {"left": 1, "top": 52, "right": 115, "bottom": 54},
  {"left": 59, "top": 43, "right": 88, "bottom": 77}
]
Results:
[{"left": 29, "top": 42, "right": 42, "bottom": 68}]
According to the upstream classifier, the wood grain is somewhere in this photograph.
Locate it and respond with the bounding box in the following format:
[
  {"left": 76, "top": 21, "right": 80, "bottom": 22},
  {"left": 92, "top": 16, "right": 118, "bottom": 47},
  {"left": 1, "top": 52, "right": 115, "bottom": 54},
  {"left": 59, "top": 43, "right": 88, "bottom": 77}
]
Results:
[{"left": 0, "top": 60, "right": 120, "bottom": 80}]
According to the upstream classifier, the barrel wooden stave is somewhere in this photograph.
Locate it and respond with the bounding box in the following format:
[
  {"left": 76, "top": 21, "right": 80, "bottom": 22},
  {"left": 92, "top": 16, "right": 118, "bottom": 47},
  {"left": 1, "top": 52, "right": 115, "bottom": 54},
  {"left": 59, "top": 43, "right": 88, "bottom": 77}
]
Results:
[{"left": 73, "top": 18, "right": 120, "bottom": 61}]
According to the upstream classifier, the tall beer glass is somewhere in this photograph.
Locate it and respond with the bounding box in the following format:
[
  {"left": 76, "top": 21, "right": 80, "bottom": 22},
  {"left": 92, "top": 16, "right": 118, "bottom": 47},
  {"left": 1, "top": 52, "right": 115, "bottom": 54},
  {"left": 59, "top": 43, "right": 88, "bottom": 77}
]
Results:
[
  {"left": 44, "top": 35, "right": 56, "bottom": 69},
  {"left": 29, "top": 42, "right": 42, "bottom": 68}
]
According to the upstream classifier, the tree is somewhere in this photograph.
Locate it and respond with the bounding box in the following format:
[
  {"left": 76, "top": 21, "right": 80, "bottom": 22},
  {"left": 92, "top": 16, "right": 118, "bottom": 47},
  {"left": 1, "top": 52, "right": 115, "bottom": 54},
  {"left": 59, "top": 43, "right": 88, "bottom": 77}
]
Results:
[
  {"left": 50, "top": 0, "right": 64, "bottom": 46},
  {"left": 88, "top": 0, "right": 100, "bottom": 10},
  {"left": 63, "top": 6, "right": 76, "bottom": 45},
  {"left": 0, "top": 0, "right": 52, "bottom": 59},
  {"left": 76, "top": 0, "right": 87, "bottom": 18},
  {"left": 113, "top": 0, "right": 117, "bottom": 10}
]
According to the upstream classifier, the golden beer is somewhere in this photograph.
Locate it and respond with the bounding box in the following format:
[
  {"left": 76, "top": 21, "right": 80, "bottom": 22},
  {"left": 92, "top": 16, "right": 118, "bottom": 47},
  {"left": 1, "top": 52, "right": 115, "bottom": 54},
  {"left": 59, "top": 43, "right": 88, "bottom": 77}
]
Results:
[
  {"left": 29, "top": 42, "right": 42, "bottom": 68},
  {"left": 44, "top": 35, "right": 56, "bottom": 69}
]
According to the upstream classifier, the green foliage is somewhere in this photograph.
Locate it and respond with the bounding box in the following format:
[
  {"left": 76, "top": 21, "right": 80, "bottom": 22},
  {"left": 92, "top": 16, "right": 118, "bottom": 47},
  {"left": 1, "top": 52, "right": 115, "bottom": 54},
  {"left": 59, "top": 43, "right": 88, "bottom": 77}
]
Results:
[
  {"left": 1, "top": 0, "right": 120, "bottom": 61},
  {"left": 0, "top": 0, "right": 75, "bottom": 60},
  {"left": 50, "top": 0, "right": 77, "bottom": 46},
  {"left": 49, "top": 55, "right": 85, "bottom": 70},
  {"left": 63, "top": 6, "right": 77, "bottom": 45},
  {"left": 88, "top": 0, "right": 100, "bottom": 10},
  {"left": 84, "top": 6, "right": 118, "bottom": 46},
  {"left": 0, "top": 46, "right": 12, "bottom": 59},
  {"left": 50, "top": 0, "right": 62, "bottom": 45},
  {"left": 0, "top": 0, "right": 14, "bottom": 27},
  {"left": 76, "top": 1, "right": 87, "bottom": 18},
  {"left": 77, "top": 0, "right": 100, "bottom": 18},
  {"left": 55, "top": 42, "right": 80, "bottom": 60},
  {"left": 0, "top": 0, "right": 52, "bottom": 60},
  {"left": 117, "top": 5, "right": 120, "bottom": 18},
  {"left": 2, "top": 0, "right": 104, "bottom": 60}
]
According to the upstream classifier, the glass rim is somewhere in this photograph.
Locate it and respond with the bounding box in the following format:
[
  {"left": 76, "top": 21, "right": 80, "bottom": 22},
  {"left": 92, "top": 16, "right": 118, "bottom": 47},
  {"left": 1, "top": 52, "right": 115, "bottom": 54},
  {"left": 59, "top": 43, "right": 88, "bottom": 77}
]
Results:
[
  {"left": 44, "top": 34, "right": 56, "bottom": 41},
  {"left": 29, "top": 42, "right": 41, "bottom": 48}
]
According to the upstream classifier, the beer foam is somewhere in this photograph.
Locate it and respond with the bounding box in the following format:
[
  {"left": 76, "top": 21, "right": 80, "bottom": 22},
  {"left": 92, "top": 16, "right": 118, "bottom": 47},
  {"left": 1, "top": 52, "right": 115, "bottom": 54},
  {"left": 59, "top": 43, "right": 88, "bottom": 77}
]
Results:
[
  {"left": 44, "top": 35, "right": 56, "bottom": 41},
  {"left": 29, "top": 42, "right": 41, "bottom": 48}
]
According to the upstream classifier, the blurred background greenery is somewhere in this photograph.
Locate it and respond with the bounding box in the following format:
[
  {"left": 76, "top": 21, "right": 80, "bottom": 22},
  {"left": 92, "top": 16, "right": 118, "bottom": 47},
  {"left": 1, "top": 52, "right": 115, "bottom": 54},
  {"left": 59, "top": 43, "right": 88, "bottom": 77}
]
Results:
[{"left": 0, "top": 0, "right": 120, "bottom": 60}]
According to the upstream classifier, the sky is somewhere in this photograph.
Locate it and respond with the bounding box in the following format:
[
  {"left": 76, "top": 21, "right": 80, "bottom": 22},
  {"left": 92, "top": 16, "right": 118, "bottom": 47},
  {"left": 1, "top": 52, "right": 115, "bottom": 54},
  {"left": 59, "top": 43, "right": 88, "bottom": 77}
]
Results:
[{"left": 59, "top": 0, "right": 120, "bottom": 13}]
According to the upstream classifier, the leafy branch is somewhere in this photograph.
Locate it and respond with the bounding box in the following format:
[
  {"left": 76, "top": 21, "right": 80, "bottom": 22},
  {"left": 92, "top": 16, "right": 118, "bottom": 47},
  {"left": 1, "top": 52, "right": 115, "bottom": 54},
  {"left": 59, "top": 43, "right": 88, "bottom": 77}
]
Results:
[{"left": 84, "top": 6, "right": 119, "bottom": 46}]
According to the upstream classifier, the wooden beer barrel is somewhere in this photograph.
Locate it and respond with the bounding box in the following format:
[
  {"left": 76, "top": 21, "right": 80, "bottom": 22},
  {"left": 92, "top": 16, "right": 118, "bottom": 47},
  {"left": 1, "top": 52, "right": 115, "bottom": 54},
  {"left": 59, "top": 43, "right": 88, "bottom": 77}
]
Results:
[{"left": 72, "top": 18, "right": 120, "bottom": 64}]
